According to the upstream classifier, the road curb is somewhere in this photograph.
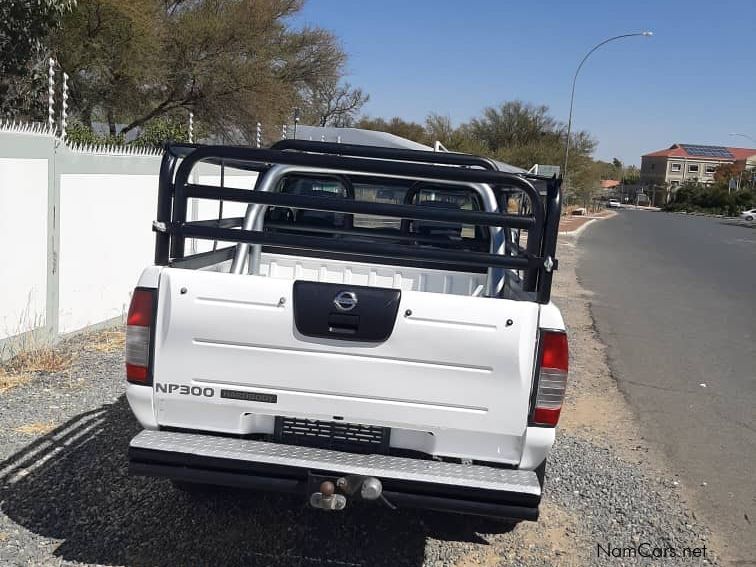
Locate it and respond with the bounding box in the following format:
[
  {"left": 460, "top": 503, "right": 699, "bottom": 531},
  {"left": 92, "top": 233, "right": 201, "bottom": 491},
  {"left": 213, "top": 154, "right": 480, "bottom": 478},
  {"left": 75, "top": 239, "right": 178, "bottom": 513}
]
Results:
[
  {"left": 560, "top": 218, "right": 597, "bottom": 237},
  {"left": 559, "top": 211, "right": 617, "bottom": 237}
]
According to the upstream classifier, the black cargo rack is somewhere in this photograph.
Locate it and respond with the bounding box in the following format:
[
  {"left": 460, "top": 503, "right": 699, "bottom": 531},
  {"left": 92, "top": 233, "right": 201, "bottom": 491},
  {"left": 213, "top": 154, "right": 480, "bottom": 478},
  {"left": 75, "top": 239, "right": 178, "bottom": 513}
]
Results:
[{"left": 154, "top": 141, "right": 561, "bottom": 303}]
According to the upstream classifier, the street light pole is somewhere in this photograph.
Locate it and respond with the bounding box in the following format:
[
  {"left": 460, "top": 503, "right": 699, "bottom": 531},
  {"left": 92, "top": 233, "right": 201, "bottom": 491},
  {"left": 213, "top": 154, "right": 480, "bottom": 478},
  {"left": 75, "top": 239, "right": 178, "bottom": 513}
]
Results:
[{"left": 562, "top": 31, "right": 653, "bottom": 184}]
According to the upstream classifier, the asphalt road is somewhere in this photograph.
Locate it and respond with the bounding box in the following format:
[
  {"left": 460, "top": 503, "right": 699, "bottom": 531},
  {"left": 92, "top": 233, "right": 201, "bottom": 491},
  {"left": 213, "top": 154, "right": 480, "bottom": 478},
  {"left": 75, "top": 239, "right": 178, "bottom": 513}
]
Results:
[{"left": 578, "top": 211, "right": 756, "bottom": 565}]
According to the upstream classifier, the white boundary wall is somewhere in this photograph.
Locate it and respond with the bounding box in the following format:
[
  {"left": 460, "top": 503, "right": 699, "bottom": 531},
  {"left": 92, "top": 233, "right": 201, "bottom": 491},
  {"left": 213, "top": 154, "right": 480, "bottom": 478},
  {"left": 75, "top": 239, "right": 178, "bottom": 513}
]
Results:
[
  {"left": 58, "top": 173, "right": 159, "bottom": 332},
  {"left": 0, "top": 123, "right": 254, "bottom": 352},
  {"left": 0, "top": 157, "right": 48, "bottom": 339}
]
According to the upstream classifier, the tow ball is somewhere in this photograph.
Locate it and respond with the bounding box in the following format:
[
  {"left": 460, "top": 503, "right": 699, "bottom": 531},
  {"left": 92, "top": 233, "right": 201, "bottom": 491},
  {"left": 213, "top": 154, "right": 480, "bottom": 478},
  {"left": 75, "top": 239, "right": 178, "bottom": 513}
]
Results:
[{"left": 309, "top": 475, "right": 384, "bottom": 511}]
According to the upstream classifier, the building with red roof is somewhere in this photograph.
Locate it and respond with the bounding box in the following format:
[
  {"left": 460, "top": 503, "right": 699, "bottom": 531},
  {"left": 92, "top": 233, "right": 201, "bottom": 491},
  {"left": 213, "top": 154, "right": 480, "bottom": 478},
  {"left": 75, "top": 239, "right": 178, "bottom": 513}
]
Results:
[{"left": 640, "top": 143, "right": 756, "bottom": 190}]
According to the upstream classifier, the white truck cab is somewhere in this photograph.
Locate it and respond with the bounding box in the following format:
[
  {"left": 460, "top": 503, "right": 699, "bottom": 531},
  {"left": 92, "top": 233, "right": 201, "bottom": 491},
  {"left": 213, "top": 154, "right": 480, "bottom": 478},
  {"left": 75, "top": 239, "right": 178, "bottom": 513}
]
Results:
[{"left": 126, "top": 140, "right": 567, "bottom": 522}]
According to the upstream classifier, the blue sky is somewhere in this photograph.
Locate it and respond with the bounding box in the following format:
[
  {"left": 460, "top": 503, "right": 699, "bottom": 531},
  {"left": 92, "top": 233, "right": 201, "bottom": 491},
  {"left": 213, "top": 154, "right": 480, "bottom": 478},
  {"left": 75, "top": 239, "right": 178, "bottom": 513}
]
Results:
[{"left": 292, "top": 0, "right": 756, "bottom": 166}]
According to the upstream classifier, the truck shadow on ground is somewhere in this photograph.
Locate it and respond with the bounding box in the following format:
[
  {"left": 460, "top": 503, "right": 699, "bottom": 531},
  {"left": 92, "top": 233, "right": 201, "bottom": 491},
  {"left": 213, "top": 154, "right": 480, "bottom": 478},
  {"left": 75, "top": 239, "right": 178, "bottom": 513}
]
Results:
[{"left": 0, "top": 396, "right": 513, "bottom": 566}]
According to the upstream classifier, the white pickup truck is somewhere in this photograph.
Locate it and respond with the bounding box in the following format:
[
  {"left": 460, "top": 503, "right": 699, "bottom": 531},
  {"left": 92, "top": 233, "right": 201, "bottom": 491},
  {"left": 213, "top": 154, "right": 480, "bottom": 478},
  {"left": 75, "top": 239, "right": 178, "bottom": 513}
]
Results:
[{"left": 126, "top": 140, "right": 567, "bottom": 522}]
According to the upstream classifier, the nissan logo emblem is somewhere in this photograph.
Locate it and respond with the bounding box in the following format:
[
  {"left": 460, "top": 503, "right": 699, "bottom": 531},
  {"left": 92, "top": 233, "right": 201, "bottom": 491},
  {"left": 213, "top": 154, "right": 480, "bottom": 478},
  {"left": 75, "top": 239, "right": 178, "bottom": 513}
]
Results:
[{"left": 334, "top": 291, "right": 358, "bottom": 312}]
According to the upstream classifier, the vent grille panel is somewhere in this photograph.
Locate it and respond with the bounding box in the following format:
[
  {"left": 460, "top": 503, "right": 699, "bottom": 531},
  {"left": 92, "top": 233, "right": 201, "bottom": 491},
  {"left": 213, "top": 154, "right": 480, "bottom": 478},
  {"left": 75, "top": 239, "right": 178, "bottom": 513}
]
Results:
[{"left": 274, "top": 417, "right": 390, "bottom": 454}]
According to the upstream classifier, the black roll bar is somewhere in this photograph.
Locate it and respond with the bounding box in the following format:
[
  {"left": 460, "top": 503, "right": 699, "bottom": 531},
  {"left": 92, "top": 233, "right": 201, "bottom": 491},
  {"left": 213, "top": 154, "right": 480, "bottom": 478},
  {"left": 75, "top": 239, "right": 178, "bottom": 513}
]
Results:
[
  {"left": 168, "top": 224, "right": 536, "bottom": 271},
  {"left": 170, "top": 145, "right": 546, "bottom": 257},
  {"left": 271, "top": 139, "right": 500, "bottom": 170},
  {"left": 154, "top": 150, "right": 177, "bottom": 265},
  {"left": 156, "top": 142, "right": 562, "bottom": 303},
  {"left": 184, "top": 183, "right": 536, "bottom": 230},
  {"left": 172, "top": 146, "right": 544, "bottom": 202},
  {"left": 536, "top": 177, "right": 562, "bottom": 303},
  {"left": 270, "top": 140, "right": 556, "bottom": 182}
]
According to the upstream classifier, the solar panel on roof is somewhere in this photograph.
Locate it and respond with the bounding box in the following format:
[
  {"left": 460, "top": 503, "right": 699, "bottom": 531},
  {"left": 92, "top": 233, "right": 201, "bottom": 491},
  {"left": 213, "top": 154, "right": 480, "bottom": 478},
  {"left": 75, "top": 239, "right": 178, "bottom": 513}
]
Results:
[{"left": 680, "top": 145, "right": 733, "bottom": 159}]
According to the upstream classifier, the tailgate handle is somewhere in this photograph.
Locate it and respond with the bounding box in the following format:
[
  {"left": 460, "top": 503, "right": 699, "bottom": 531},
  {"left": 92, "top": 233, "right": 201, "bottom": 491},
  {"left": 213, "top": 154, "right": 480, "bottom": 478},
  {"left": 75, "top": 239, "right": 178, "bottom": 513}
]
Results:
[{"left": 327, "top": 313, "right": 359, "bottom": 336}]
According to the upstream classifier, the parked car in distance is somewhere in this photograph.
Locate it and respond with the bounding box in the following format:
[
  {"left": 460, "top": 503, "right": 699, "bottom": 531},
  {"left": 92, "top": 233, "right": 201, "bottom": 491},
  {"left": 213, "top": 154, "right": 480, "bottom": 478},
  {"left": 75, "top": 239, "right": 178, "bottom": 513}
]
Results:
[
  {"left": 740, "top": 208, "right": 755, "bottom": 221},
  {"left": 607, "top": 199, "right": 622, "bottom": 208}
]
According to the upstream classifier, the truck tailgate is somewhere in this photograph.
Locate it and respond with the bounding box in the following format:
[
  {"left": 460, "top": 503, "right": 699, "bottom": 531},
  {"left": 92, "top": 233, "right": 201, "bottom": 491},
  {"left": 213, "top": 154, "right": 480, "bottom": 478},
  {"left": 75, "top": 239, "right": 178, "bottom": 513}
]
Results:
[{"left": 152, "top": 268, "right": 539, "bottom": 448}]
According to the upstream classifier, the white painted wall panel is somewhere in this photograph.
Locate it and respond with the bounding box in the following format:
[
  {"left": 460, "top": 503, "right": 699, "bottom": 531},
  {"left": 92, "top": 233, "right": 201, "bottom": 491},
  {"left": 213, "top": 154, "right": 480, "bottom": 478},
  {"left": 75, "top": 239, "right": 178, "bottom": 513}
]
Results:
[
  {"left": 0, "top": 158, "right": 48, "bottom": 340},
  {"left": 1, "top": 135, "right": 262, "bottom": 343},
  {"left": 58, "top": 174, "right": 158, "bottom": 333}
]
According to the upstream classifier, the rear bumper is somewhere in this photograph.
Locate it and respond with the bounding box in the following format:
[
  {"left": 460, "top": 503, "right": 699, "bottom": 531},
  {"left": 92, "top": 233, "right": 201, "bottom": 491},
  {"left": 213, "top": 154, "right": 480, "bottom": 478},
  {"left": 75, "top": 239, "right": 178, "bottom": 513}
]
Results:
[{"left": 129, "top": 430, "right": 542, "bottom": 521}]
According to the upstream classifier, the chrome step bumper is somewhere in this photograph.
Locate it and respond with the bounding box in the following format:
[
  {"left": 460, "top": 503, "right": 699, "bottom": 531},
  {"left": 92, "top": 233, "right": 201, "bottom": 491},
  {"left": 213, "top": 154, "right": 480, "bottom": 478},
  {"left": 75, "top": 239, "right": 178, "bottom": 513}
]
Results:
[{"left": 129, "top": 430, "right": 542, "bottom": 520}]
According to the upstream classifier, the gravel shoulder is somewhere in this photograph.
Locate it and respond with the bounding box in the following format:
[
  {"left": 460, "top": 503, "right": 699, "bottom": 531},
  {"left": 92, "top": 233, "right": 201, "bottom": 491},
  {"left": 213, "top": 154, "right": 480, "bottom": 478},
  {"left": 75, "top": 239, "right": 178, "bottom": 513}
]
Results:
[{"left": 0, "top": 232, "right": 721, "bottom": 566}]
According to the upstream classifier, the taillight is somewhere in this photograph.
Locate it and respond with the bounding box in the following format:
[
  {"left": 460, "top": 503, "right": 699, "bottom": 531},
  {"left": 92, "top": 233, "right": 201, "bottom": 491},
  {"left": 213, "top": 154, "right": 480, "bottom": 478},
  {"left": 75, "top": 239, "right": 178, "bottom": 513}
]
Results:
[
  {"left": 532, "top": 330, "right": 569, "bottom": 427},
  {"left": 126, "top": 288, "right": 155, "bottom": 384}
]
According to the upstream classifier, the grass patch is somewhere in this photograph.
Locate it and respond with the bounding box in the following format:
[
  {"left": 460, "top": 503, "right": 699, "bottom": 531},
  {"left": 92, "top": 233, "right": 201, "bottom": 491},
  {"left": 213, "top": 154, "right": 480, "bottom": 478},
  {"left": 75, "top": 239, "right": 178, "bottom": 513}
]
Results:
[
  {"left": 0, "top": 344, "right": 76, "bottom": 394},
  {"left": 6, "top": 346, "right": 75, "bottom": 375},
  {"left": 0, "top": 327, "right": 123, "bottom": 395},
  {"left": 85, "top": 328, "right": 125, "bottom": 354},
  {"left": 14, "top": 421, "right": 56, "bottom": 435},
  {"left": 0, "top": 367, "right": 32, "bottom": 394}
]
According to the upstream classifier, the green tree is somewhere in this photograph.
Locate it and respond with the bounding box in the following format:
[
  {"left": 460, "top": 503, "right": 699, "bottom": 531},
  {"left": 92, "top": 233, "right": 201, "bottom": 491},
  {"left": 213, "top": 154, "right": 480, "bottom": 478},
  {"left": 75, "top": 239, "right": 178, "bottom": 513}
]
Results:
[
  {"left": 665, "top": 181, "right": 755, "bottom": 215},
  {"left": 51, "top": 0, "right": 360, "bottom": 143},
  {"left": 594, "top": 158, "right": 627, "bottom": 181},
  {"left": 569, "top": 159, "right": 602, "bottom": 207},
  {"left": 64, "top": 116, "right": 190, "bottom": 148},
  {"left": 132, "top": 116, "right": 192, "bottom": 148},
  {"left": 424, "top": 113, "right": 454, "bottom": 145},
  {"left": 357, "top": 101, "right": 598, "bottom": 197},
  {"left": 65, "top": 122, "right": 105, "bottom": 145},
  {"left": 301, "top": 79, "right": 369, "bottom": 127},
  {"left": 622, "top": 165, "right": 640, "bottom": 185},
  {"left": 355, "top": 116, "right": 429, "bottom": 145},
  {"left": 462, "top": 100, "right": 595, "bottom": 173},
  {"left": 0, "top": 0, "right": 76, "bottom": 118},
  {"left": 424, "top": 114, "right": 490, "bottom": 155},
  {"left": 712, "top": 162, "right": 751, "bottom": 190},
  {"left": 467, "top": 101, "right": 561, "bottom": 152},
  {"left": 53, "top": 0, "right": 162, "bottom": 135}
]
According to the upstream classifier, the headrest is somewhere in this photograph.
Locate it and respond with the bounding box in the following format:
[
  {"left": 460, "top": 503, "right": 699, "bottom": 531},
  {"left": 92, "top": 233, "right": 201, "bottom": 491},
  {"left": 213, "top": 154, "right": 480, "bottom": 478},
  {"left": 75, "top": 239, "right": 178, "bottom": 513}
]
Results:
[{"left": 413, "top": 200, "right": 462, "bottom": 236}]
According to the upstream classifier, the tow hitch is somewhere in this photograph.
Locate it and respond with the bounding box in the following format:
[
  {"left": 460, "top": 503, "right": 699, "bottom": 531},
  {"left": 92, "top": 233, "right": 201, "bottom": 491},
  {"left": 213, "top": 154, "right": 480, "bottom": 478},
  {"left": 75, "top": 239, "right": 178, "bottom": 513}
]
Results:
[{"left": 309, "top": 475, "right": 389, "bottom": 511}]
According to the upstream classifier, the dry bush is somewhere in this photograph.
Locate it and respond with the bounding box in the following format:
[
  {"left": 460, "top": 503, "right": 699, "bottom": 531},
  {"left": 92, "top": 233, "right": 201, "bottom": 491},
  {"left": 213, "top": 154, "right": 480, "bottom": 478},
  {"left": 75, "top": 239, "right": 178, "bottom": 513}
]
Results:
[
  {"left": 0, "top": 344, "right": 76, "bottom": 394},
  {"left": 0, "top": 367, "right": 32, "bottom": 393},
  {"left": 0, "top": 326, "right": 124, "bottom": 395},
  {"left": 6, "top": 346, "right": 75, "bottom": 375},
  {"left": 86, "top": 328, "right": 125, "bottom": 354}
]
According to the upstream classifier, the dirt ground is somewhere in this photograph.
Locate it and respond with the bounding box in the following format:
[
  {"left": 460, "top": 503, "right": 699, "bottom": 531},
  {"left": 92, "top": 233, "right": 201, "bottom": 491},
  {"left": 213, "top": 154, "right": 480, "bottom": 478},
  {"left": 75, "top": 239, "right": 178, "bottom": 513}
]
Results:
[{"left": 559, "top": 209, "right": 616, "bottom": 234}]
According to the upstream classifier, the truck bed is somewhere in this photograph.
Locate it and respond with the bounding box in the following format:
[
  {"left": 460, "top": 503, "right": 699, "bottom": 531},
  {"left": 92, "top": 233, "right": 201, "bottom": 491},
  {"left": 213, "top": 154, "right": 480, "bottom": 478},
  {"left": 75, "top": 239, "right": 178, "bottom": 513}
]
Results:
[{"left": 205, "top": 252, "right": 489, "bottom": 296}]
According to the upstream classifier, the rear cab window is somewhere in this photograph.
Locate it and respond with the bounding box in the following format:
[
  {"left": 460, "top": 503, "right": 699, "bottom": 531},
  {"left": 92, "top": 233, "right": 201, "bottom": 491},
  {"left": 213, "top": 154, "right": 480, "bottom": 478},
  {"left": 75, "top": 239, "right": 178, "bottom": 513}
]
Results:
[{"left": 267, "top": 174, "right": 489, "bottom": 251}]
